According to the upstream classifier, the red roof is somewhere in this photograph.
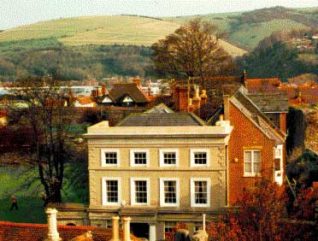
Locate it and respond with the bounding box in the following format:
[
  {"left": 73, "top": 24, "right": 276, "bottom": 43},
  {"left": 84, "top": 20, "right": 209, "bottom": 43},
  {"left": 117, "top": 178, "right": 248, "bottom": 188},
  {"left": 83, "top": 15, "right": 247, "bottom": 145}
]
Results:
[
  {"left": 0, "top": 221, "right": 113, "bottom": 241},
  {"left": 245, "top": 78, "right": 282, "bottom": 93},
  {"left": 76, "top": 96, "right": 96, "bottom": 105},
  {"left": 0, "top": 109, "right": 7, "bottom": 118}
]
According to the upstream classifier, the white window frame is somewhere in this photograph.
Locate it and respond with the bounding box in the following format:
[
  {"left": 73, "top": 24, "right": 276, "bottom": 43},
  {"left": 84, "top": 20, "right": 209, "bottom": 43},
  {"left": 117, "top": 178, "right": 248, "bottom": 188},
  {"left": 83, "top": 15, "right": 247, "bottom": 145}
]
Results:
[
  {"left": 130, "top": 177, "right": 150, "bottom": 206},
  {"left": 190, "top": 149, "right": 210, "bottom": 167},
  {"left": 190, "top": 178, "right": 211, "bottom": 208},
  {"left": 159, "top": 149, "right": 179, "bottom": 167},
  {"left": 102, "top": 177, "right": 121, "bottom": 206},
  {"left": 130, "top": 149, "right": 149, "bottom": 167},
  {"left": 274, "top": 145, "right": 283, "bottom": 159},
  {"left": 160, "top": 178, "right": 180, "bottom": 207},
  {"left": 101, "top": 149, "right": 120, "bottom": 167},
  {"left": 244, "top": 150, "right": 261, "bottom": 177}
]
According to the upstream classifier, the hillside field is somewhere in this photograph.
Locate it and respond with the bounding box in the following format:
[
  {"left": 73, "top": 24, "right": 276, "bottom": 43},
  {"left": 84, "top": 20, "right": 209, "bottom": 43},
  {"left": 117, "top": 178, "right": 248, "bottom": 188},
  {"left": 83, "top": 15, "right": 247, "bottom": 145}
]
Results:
[
  {"left": 0, "top": 15, "right": 246, "bottom": 57},
  {"left": 0, "top": 7, "right": 317, "bottom": 80},
  {"left": 167, "top": 7, "right": 318, "bottom": 50}
]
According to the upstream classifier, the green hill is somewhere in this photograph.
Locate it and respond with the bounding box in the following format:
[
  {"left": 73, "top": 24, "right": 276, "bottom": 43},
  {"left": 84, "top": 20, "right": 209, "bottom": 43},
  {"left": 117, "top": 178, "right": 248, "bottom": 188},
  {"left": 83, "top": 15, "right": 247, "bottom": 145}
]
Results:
[
  {"left": 166, "top": 6, "right": 318, "bottom": 50},
  {"left": 0, "top": 7, "right": 317, "bottom": 81},
  {"left": 0, "top": 15, "right": 246, "bottom": 57},
  {"left": 0, "top": 16, "right": 179, "bottom": 47}
]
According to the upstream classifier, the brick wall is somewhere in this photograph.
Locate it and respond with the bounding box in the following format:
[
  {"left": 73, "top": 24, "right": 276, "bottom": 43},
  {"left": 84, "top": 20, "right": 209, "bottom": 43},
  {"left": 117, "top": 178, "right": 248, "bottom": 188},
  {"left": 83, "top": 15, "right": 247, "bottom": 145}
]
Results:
[{"left": 228, "top": 101, "right": 276, "bottom": 205}]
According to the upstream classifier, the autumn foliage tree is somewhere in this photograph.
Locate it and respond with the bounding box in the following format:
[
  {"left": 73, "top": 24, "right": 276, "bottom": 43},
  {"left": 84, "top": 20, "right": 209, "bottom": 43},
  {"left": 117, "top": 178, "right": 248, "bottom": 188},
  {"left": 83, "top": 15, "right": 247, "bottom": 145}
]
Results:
[
  {"left": 208, "top": 179, "right": 317, "bottom": 241},
  {"left": 151, "top": 19, "right": 235, "bottom": 82}
]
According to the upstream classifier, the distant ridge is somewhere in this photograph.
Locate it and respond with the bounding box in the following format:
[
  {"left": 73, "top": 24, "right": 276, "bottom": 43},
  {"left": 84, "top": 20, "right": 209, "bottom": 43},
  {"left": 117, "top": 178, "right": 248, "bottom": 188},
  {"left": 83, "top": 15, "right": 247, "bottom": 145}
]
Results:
[{"left": 0, "top": 15, "right": 246, "bottom": 57}]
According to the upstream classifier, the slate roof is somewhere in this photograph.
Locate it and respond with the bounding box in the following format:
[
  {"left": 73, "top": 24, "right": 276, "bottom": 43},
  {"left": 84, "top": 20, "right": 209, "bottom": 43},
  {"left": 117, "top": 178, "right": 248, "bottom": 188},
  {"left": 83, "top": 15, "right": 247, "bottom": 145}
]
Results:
[
  {"left": 109, "top": 83, "right": 149, "bottom": 104},
  {"left": 117, "top": 112, "right": 206, "bottom": 126},
  {"left": 247, "top": 93, "right": 289, "bottom": 113},
  {"left": 231, "top": 89, "right": 285, "bottom": 143},
  {"left": 0, "top": 221, "right": 139, "bottom": 241},
  {"left": 144, "top": 103, "right": 174, "bottom": 113}
]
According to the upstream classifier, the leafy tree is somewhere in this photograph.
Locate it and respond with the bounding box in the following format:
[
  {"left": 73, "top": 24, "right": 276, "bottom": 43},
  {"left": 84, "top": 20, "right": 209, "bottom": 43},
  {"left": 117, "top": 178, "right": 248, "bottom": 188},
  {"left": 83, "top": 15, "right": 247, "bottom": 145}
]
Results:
[
  {"left": 239, "top": 42, "right": 310, "bottom": 81},
  {"left": 286, "top": 107, "right": 307, "bottom": 156},
  {"left": 10, "top": 76, "right": 73, "bottom": 203},
  {"left": 208, "top": 179, "right": 317, "bottom": 241},
  {"left": 151, "top": 19, "right": 235, "bottom": 82},
  {"left": 287, "top": 149, "right": 318, "bottom": 188}
]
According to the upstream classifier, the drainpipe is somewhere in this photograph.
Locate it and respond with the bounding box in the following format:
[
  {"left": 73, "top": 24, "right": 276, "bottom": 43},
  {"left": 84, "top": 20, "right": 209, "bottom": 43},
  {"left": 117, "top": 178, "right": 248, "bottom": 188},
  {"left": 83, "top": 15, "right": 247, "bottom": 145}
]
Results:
[
  {"left": 122, "top": 217, "right": 131, "bottom": 241},
  {"left": 111, "top": 216, "right": 120, "bottom": 241},
  {"left": 45, "top": 208, "right": 61, "bottom": 241}
]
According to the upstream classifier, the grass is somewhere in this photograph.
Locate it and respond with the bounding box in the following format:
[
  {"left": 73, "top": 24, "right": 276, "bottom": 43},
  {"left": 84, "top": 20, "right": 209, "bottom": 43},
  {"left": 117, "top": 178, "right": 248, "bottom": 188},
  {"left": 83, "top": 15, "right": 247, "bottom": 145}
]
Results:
[
  {"left": 165, "top": 9, "right": 313, "bottom": 50},
  {"left": 229, "top": 19, "right": 308, "bottom": 50},
  {"left": 0, "top": 165, "right": 45, "bottom": 223},
  {"left": 0, "top": 163, "right": 88, "bottom": 223},
  {"left": 0, "top": 15, "right": 246, "bottom": 57},
  {"left": 0, "top": 16, "right": 179, "bottom": 47},
  {"left": 0, "top": 197, "right": 46, "bottom": 223}
]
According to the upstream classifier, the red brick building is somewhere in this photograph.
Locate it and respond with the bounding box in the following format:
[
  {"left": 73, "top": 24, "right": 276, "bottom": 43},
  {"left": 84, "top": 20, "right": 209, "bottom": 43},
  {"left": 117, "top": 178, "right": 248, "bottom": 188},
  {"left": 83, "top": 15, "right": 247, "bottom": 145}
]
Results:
[
  {"left": 171, "top": 80, "right": 287, "bottom": 206},
  {"left": 223, "top": 87, "right": 286, "bottom": 204}
]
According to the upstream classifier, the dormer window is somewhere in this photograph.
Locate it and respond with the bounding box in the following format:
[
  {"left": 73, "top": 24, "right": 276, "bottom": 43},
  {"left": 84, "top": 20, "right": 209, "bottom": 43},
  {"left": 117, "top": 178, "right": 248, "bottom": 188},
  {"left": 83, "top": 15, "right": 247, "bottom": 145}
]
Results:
[
  {"left": 102, "top": 96, "right": 113, "bottom": 104},
  {"left": 122, "top": 96, "right": 133, "bottom": 103}
]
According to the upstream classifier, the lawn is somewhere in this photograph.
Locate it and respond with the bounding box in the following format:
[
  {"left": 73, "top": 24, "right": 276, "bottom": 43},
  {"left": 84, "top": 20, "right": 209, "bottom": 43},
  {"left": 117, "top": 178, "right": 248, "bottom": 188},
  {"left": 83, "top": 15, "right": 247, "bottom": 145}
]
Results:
[
  {"left": 0, "top": 197, "right": 46, "bottom": 223},
  {"left": 0, "top": 163, "right": 88, "bottom": 223}
]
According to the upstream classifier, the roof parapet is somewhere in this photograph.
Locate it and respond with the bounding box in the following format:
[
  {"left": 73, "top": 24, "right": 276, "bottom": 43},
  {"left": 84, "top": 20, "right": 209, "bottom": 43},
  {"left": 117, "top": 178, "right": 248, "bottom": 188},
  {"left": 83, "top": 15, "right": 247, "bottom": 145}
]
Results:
[
  {"left": 87, "top": 121, "right": 109, "bottom": 133},
  {"left": 215, "top": 118, "right": 232, "bottom": 134}
]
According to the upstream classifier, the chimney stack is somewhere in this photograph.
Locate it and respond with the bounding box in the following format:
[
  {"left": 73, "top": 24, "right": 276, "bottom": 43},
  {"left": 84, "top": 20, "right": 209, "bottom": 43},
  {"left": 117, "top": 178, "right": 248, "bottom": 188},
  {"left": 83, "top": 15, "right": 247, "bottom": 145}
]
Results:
[
  {"left": 101, "top": 84, "right": 107, "bottom": 96},
  {"left": 45, "top": 208, "right": 61, "bottom": 241},
  {"left": 192, "top": 85, "right": 201, "bottom": 111},
  {"left": 200, "top": 90, "right": 208, "bottom": 105},
  {"left": 133, "top": 77, "right": 141, "bottom": 87}
]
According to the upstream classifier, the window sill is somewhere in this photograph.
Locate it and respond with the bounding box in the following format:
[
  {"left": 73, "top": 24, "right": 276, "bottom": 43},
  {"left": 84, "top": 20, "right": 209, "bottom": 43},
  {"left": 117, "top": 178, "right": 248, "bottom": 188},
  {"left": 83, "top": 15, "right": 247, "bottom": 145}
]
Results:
[
  {"left": 243, "top": 174, "right": 262, "bottom": 178},
  {"left": 190, "top": 165, "right": 209, "bottom": 168},
  {"left": 130, "top": 164, "right": 148, "bottom": 167},
  {"left": 101, "top": 165, "right": 120, "bottom": 168},
  {"left": 102, "top": 203, "right": 120, "bottom": 206},
  {"left": 191, "top": 204, "right": 210, "bottom": 208},
  {"left": 160, "top": 203, "right": 179, "bottom": 208}
]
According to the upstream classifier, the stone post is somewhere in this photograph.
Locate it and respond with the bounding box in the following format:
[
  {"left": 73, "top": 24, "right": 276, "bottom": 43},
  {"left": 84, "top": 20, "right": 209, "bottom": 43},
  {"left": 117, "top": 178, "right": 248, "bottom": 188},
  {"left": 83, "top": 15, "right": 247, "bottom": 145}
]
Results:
[
  {"left": 149, "top": 224, "right": 156, "bottom": 241},
  {"left": 111, "top": 216, "right": 120, "bottom": 241},
  {"left": 202, "top": 214, "right": 206, "bottom": 232},
  {"left": 122, "top": 217, "right": 131, "bottom": 241},
  {"left": 45, "top": 208, "right": 61, "bottom": 241}
]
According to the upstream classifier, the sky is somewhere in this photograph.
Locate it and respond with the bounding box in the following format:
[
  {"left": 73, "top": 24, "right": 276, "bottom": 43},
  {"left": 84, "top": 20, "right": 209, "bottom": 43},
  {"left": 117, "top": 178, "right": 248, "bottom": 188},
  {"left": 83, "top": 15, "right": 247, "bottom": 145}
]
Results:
[{"left": 1, "top": 0, "right": 318, "bottom": 29}]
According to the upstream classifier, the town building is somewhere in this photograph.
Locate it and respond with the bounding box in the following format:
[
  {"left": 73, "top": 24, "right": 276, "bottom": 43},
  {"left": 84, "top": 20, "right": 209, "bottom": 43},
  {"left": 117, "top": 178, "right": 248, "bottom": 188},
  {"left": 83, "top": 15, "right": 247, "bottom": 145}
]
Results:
[
  {"left": 171, "top": 77, "right": 287, "bottom": 205},
  {"left": 221, "top": 87, "right": 286, "bottom": 204},
  {"left": 82, "top": 107, "right": 233, "bottom": 241},
  {"left": 96, "top": 82, "right": 150, "bottom": 107}
]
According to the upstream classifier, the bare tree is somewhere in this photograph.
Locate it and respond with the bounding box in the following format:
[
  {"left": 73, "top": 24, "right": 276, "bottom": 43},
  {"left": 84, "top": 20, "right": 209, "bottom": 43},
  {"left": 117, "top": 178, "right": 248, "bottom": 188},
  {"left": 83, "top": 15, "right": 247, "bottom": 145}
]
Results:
[
  {"left": 151, "top": 18, "right": 235, "bottom": 82},
  {"left": 10, "top": 76, "right": 71, "bottom": 203}
]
